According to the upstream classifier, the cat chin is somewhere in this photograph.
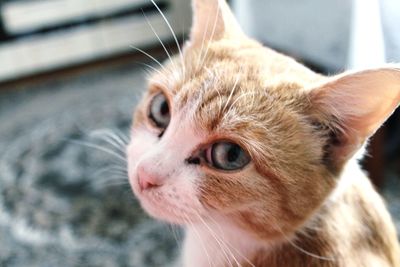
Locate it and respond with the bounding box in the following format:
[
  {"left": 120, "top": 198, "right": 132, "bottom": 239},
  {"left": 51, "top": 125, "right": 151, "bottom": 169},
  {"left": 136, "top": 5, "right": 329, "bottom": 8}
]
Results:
[{"left": 138, "top": 195, "right": 193, "bottom": 225}]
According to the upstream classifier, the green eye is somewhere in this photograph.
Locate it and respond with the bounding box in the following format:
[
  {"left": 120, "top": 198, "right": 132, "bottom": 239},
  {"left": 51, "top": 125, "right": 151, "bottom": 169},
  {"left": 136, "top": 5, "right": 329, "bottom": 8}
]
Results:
[
  {"left": 206, "top": 142, "right": 250, "bottom": 171},
  {"left": 149, "top": 93, "right": 170, "bottom": 129}
]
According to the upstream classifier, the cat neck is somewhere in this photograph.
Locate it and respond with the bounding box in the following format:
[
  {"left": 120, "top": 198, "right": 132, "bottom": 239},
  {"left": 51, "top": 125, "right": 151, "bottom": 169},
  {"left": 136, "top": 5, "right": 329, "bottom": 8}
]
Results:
[{"left": 182, "top": 214, "right": 266, "bottom": 267}]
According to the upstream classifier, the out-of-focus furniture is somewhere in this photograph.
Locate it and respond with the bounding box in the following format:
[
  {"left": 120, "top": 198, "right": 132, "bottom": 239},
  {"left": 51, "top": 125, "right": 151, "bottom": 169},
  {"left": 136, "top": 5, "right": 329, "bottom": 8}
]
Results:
[
  {"left": 0, "top": 0, "right": 191, "bottom": 82},
  {"left": 232, "top": 0, "right": 352, "bottom": 72}
]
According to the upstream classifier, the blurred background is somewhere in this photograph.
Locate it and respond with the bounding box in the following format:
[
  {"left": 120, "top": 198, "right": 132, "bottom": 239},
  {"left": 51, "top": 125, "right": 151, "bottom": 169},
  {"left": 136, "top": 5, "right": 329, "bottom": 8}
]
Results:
[{"left": 0, "top": 0, "right": 399, "bottom": 266}]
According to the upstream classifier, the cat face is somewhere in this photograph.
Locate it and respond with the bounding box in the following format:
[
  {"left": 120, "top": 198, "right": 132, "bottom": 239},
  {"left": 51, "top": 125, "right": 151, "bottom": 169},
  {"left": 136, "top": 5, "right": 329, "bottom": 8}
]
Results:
[
  {"left": 127, "top": 0, "right": 400, "bottom": 241},
  {"left": 127, "top": 39, "right": 332, "bottom": 238}
]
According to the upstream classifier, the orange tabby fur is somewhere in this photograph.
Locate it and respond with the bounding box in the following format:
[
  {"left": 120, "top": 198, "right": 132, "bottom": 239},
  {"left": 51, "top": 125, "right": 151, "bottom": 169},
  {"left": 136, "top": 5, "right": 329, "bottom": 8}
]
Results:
[{"left": 128, "top": 0, "right": 400, "bottom": 266}]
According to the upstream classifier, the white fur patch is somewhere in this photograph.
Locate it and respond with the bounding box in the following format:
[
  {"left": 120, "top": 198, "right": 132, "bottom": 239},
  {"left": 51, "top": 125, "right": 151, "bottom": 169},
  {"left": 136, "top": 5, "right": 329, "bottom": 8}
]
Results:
[{"left": 127, "top": 111, "right": 208, "bottom": 224}]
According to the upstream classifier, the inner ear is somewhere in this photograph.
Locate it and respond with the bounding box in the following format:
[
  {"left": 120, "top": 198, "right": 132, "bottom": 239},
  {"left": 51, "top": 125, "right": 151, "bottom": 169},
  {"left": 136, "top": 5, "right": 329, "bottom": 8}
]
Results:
[
  {"left": 314, "top": 121, "right": 349, "bottom": 174},
  {"left": 189, "top": 0, "right": 244, "bottom": 46},
  {"left": 309, "top": 67, "right": 400, "bottom": 170}
]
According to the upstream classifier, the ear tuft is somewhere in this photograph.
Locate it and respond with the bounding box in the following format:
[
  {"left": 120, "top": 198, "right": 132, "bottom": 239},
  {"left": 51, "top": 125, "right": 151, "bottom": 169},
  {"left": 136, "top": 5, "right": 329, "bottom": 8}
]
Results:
[
  {"left": 310, "top": 67, "right": 400, "bottom": 166},
  {"left": 189, "top": 0, "right": 244, "bottom": 46}
]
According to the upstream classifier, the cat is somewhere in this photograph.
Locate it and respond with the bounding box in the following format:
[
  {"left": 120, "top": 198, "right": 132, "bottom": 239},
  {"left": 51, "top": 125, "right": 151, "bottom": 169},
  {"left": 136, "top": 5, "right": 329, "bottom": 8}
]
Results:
[{"left": 126, "top": 0, "right": 400, "bottom": 266}]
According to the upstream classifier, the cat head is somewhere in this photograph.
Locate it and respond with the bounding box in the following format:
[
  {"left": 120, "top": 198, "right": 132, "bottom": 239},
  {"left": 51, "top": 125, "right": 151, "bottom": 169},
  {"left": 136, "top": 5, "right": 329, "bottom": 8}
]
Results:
[{"left": 127, "top": 0, "right": 400, "bottom": 240}]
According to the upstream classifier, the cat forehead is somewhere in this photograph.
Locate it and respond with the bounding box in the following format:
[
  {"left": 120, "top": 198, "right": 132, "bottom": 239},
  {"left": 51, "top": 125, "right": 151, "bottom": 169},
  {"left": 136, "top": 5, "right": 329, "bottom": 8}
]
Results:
[
  {"left": 146, "top": 40, "right": 323, "bottom": 134},
  {"left": 150, "top": 40, "right": 322, "bottom": 95}
]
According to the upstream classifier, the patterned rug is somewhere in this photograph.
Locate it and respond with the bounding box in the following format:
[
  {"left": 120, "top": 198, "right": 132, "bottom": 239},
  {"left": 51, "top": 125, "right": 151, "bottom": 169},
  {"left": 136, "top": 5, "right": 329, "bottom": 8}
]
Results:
[{"left": 0, "top": 64, "right": 181, "bottom": 267}]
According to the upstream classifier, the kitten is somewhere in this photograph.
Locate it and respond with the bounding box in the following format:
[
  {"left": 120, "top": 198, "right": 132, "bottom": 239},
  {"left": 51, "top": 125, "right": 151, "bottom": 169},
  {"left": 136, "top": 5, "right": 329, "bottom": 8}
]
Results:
[{"left": 127, "top": 0, "right": 400, "bottom": 266}]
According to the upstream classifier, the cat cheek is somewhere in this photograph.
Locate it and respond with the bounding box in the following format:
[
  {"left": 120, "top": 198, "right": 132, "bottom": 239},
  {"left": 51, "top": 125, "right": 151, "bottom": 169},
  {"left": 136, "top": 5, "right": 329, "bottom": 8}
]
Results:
[
  {"left": 128, "top": 128, "right": 158, "bottom": 157},
  {"left": 198, "top": 173, "right": 248, "bottom": 210}
]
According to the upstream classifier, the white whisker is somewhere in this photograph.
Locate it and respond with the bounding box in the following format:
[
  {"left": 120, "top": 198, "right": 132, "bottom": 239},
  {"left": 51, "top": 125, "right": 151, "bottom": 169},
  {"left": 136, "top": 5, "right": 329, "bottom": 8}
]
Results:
[
  {"left": 130, "top": 45, "right": 167, "bottom": 72},
  {"left": 204, "top": 214, "right": 256, "bottom": 267},
  {"left": 94, "top": 166, "right": 127, "bottom": 177},
  {"left": 138, "top": 62, "right": 165, "bottom": 79},
  {"left": 224, "top": 92, "right": 256, "bottom": 119},
  {"left": 199, "top": 1, "right": 221, "bottom": 68},
  {"left": 92, "top": 129, "right": 128, "bottom": 147},
  {"left": 194, "top": 212, "right": 240, "bottom": 267},
  {"left": 142, "top": 11, "right": 178, "bottom": 73},
  {"left": 271, "top": 223, "right": 335, "bottom": 262},
  {"left": 196, "top": 13, "right": 212, "bottom": 70},
  {"left": 67, "top": 139, "right": 126, "bottom": 163},
  {"left": 168, "top": 224, "right": 183, "bottom": 251},
  {"left": 90, "top": 131, "right": 126, "bottom": 156},
  {"left": 91, "top": 173, "right": 129, "bottom": 187},
  {"left": 182, "top": 212, "right": 213, "bottom": 267},
  {"left": 150, "top": 0, "right": 186, "bottom": 79},
  {"left": 94, "top": 179, "right": 129, "bottom": 188},
  {"left": 222, "top": 74, "right": 241, "bottom": 112}
]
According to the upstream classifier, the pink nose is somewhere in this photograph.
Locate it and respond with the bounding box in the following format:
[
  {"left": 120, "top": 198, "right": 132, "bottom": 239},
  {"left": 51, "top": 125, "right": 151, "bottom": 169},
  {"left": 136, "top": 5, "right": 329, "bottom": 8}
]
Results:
[{"left": 137, "top": 165, "right": 163, "bottom": 191}]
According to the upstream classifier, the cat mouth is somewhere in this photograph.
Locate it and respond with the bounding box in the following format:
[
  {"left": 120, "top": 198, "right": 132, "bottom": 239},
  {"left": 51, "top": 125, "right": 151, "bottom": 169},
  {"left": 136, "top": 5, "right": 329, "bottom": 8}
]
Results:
[
  {"left": 128, "top": 170, "right": 206, "bottom": 224},
  {"left": 127, "top": 177, "right": 189, "bottom": 223}
]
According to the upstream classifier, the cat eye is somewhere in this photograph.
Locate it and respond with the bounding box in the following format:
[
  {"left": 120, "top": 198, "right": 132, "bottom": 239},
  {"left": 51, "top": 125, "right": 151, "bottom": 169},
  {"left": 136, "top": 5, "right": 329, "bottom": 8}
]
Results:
[
  {"left": 149, "top": 93, "right": 170, "bottom": 129},
  {"left": 206, "top": 142, "right": 250, "bottom": 171}
]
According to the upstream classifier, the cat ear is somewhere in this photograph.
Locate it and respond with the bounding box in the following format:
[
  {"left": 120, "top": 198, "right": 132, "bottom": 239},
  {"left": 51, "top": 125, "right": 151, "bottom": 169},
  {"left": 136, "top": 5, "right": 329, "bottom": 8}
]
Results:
[
  {"left": 309, "top": 67, "right": 400, "bottom": 167},
  {"left": 189, "top": 0, "right": 244, "bottom": 46}
]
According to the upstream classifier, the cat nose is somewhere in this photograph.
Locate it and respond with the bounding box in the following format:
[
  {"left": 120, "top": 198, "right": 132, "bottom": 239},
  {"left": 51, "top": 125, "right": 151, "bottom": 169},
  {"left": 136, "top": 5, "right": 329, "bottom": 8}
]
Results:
[{"left": 137, "top": 165, "right": 163, "bottom": 191}]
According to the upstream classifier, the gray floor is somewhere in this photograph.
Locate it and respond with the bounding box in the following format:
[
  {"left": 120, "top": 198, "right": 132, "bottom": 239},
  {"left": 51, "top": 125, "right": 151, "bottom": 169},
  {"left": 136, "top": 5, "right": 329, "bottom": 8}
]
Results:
[
  {"left": 0, "top": 64, "right": 182, "bottom": 267},
  {"left": 0, "top": 62, "right": 398, "bottom": 267}
]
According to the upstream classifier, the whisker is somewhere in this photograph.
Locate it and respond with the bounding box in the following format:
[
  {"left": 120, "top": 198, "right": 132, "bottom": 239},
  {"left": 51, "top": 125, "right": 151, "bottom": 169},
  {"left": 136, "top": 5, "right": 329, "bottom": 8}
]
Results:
[
  {"left": 150, "top": 0, "right": 186, "bottom": 79},
  {"left": 199, "top": 1, "right": 221, "bottom": 69},
  {"left": 115, "top": 130, "right": 130, "bottom": 144},
  {"left": 66, "top": 139, "right": 126, "bottom": 163},
  {"left": 91, "top": 129, "right": 128, "bottom": 146},
  {"left": 168, "top": 224, "right": 183, "bottom": 252},
  {"left": 204, "top": 214, "right": 256, "bottom": 267},
  {"left": 99, "top": 170, "right": 128, "bottom": 179},
  {"left": 95, "top": 176, "right": 129, "bottom": 184},
  {"left": 99, "top": 168, "right": 128, "bottom": 179},
  {"left": 140, "top": 64, "right": 171, "bottom": 92},
  {"left": 93, "top": 165, "right": 128, "bottom": 178},
  {"left": 138, "top": 62, "right": 169, "bottom": 84},
  {"left": 271, "top": 223, "right": 335, "bottom": 262},
  {"left": 142, "top": 11, "right": 178, "bottom": 74},
  {"left": 202, "top": 68, "right": 224, "bottom": 119},
  {"left": 75, "top": 127, "right": 129, "bottom": 149},
  {"left": 92, "top": 171, "right": 128, "bottom": 181},
  {"left": 222, "top": 74, "right": 241, "bottom": 112},
  {"left": 196, "top": 13, "right": 212, "bottom": 70},
  {"left": 142, "top": 67, "right": 158, "bottom": 82},
  {"left": 138, "top": 62, "right": 162, "bottom": 75},
  {"left": 194, "top": 212, "right": 239, "bottom": 267},
  {"left": 130, "top": 45, "right": 167, "bottom": 72},
  {"left": 93, "top": 180, "right": 129, "bottom": 189},
  {"left": 108, "top": 165, "right": 128, "bottom": 173},
  {"left": 182, "top": 212, "right": 213, "bottom": 267},
  {"left": 89, "top": 132, "right": 126, "bottom": 156},
  {"left": 224, "top": 92, "right": 256, "bottom": 119}
]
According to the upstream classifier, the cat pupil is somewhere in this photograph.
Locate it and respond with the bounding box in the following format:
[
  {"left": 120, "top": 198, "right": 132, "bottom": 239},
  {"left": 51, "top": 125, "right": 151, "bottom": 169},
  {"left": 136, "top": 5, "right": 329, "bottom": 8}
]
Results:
[
  {"left": 227, "top": 146, "right": 239, "bottom": 162},
  {"left": 160, "top": 101, "right": 169, "bottom": 116}
]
